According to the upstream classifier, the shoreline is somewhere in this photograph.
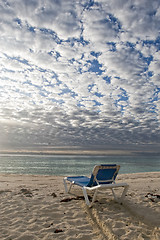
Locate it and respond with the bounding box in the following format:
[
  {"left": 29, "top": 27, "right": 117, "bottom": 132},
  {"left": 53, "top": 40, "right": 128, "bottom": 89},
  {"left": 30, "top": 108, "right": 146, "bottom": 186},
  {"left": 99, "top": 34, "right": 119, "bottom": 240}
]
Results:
[
  {"left": 0, "top": 172, "right": 160, "bottom": 240},
  {"left": 1, "top": 149, "right": 160, "bottom": 156},
  {"left": 0, "top": 170, "right": 160, "bottom": 176},
  {"left": 0, "top": 171, "right": 159, "bottom": 178}
]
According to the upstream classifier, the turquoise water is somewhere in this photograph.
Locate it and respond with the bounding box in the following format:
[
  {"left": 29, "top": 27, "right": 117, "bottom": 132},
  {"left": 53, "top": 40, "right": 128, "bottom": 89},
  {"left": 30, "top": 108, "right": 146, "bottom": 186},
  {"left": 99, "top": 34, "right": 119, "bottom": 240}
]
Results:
[{"left": 0, "top": 154, "right": 160, "bottom": 175}]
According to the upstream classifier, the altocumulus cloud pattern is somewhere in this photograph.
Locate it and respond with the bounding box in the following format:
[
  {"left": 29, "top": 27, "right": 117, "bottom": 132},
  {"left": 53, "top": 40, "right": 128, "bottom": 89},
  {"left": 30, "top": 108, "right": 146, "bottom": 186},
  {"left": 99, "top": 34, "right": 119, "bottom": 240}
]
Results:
[{"left": 0, "top": 0, "right": 160, "bottom": 150}]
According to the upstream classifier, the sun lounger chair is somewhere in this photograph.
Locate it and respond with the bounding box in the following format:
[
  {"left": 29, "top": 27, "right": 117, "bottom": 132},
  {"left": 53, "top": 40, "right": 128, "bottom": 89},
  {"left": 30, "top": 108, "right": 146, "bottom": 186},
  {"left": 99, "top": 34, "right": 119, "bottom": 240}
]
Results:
[{"left": 63, "top": 164, "right": 129, "bottom": 207}]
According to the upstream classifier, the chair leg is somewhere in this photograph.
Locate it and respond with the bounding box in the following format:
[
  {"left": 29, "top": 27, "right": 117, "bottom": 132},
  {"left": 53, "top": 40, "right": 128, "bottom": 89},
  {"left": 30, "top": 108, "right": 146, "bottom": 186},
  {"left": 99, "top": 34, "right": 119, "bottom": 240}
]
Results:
[
  {"left": 68, "top": 182, "right": 73, "bottom": 193},
  {"left": 111, "top": 188, "right": 118, "bottom": 201},
  {"left": 63, "top": 178, "right": 74, "bottom": 193},
  {"left": 82, "top": 188, "right": 99, "bottom": 207},
  {"left": 119, "top": 185, "right": 129, "bottom": 202},
  {"left": 111, "top": 185, "right": 129, "bottom": 203},
  {"left": 111, "top": 186, "right": 129, "bottom": 203},
  {"left": 91, "top": 189, "right": 98, "bottom": 205},
  {"left": 82, "top": 187, "right": 91, "bottom": 206},
  {"left": 63, "top": 178, "right": 68, "bottom": 193}
]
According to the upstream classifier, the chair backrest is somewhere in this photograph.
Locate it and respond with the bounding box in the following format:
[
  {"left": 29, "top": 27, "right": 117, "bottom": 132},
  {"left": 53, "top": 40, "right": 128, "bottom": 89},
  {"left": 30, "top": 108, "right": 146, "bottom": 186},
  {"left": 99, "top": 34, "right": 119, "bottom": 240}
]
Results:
[{"left": 87, "top": 164, "right": 120, "bottom": 187}]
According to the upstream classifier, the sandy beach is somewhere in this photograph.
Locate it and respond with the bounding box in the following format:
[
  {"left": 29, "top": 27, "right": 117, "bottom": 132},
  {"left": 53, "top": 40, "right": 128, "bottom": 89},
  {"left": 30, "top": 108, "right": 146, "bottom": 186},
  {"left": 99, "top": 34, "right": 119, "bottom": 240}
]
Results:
[{"left": 0, "top": 172, "right": 159, "bottom": 240}]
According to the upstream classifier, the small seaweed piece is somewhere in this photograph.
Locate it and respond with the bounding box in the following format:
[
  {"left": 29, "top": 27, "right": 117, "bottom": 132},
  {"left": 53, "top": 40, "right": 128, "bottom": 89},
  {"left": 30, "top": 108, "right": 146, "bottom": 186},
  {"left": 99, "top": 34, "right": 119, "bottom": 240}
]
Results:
[
  {"left": 60, "top": 195, "right": 92, "bottom": 202},
  {"left": 54, "top": 229, "right": 63, "bottom": 233},
  {"left": 51, "top": 192, "right": 57, "bottom": 197}
]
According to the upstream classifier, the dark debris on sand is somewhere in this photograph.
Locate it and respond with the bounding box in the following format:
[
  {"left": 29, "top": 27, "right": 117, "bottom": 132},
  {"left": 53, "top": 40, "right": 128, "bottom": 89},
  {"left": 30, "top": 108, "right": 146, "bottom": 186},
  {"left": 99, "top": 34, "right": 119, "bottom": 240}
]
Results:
[
  {"left": 54, "top": 229, "right": 63, "bottom": 233},
  {"left": 19, "top": 188, "right": 33, "bottom": 197},
  {"left": 145, "top": 193, "right": 160, "bottom": 202},
  {"left": 60, "top": 195, "right": 92, "bottom": 202}
]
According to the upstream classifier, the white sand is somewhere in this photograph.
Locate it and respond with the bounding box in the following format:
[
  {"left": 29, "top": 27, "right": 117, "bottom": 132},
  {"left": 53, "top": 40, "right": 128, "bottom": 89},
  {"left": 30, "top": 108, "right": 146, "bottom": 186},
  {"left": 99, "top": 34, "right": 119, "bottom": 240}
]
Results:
[{"left": 0, "top": 172, "right": 159, "bottom": 240}]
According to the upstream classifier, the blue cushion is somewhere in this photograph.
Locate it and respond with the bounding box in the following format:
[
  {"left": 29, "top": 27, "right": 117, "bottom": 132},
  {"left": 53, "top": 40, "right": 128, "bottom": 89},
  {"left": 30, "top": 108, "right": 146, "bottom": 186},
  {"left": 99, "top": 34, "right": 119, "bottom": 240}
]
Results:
[{"left": 67, "top": 176, "right": 90, "bottom": 187}]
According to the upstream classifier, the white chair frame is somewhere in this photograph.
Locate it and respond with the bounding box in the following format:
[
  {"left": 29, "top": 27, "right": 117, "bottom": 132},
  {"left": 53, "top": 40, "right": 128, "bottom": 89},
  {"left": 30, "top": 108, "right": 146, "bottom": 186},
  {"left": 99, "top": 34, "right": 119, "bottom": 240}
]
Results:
[{"left": 64, "top": 177, "right": 129, "bottom": 207}]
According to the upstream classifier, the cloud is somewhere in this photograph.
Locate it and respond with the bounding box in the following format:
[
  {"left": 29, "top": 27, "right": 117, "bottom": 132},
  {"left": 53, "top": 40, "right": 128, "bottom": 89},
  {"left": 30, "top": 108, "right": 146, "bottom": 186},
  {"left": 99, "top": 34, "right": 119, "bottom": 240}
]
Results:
[
  {"left": 10, "top": 0, "right": 81, "bottom": 40},
  {"left": 0, "top": 0, "right": 160, "bottom": 150},
  {"left": 82, "top": 7, "right": 119, "bottom": 43},
  {"left": 101, "top": 0, "right": 160, "bottom": 40}
]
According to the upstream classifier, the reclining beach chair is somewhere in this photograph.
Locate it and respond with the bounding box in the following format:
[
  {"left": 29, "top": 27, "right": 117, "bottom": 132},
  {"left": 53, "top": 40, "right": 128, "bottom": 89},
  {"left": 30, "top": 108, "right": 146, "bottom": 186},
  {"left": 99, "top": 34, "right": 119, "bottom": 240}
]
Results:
[{"left": 63, "top": 164, "right": 129, "bottom": 207}]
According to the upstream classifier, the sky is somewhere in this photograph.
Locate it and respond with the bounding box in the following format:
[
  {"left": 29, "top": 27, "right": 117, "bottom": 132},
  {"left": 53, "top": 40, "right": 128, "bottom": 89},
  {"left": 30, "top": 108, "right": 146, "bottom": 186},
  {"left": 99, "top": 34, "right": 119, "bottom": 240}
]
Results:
[{"left": 0, "top": 0, "right": 160, "bottom": 152}]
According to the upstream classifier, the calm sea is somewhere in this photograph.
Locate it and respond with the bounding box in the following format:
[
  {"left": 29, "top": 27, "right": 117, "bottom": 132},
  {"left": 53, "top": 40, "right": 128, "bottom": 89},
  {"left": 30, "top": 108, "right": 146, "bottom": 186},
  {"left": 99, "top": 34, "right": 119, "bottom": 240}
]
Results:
[{"left": 0, "top": 154, "right": 160, "bottom": 176}]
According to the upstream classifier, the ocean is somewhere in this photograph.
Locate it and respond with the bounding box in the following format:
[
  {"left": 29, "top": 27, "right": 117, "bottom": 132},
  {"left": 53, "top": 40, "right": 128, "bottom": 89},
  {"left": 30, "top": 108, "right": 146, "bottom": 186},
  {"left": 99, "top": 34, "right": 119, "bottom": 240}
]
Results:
[{"left": 0, "top": 154, "right": 160, "bottom": 176}]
